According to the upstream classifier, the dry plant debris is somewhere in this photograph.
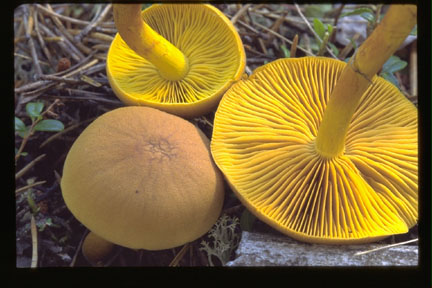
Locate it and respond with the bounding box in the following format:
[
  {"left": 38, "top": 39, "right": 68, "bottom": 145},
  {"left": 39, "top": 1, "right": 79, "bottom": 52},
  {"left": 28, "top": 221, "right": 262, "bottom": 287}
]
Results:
[{"left": 14, "top": 3, "right": 418, "bottom": 267}]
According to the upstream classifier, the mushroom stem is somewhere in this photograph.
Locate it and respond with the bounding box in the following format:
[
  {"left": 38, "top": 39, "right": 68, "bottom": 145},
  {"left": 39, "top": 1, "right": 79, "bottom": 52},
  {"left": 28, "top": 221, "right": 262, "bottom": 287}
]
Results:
[
  {"left": 315, "top": 5, "right": 417, "bottom": 158},
  {"left": 82, "top": 231, "right": 115, "bottom": 266},
  {"left": 113, "top": 4, "right": 189, "bottom": 81}
]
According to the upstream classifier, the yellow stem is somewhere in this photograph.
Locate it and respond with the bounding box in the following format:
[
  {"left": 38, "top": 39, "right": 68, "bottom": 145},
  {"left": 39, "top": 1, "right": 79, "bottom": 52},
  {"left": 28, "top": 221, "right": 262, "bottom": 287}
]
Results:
[
  {"left": 315, "top": 5, "right": 417, "bottom": 158},
  {"left": 82, "top": 231, "right": 115, "bottom": 265},
  {"left": 113, "top": 4, "right": 189, "bottom": 81}
]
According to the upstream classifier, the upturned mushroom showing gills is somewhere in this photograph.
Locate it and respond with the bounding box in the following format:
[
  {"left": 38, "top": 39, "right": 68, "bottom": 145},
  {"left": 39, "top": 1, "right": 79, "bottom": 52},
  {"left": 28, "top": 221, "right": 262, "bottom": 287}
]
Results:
[
  {"left": 61, "top": 106, "right": 224, "bottom": 251},
  {"left": 107, "top": 4, "right": 245, "bottom": 118},
  {"left": 211, "top": 5, "right": 417, "bottom": 244}
]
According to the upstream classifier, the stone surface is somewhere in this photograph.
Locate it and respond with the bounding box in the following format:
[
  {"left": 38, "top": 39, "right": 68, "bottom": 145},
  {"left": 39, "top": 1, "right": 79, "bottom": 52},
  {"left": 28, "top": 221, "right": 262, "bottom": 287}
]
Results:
[{"left": 226, "top": 231, "right": 418, "bottom": 266}]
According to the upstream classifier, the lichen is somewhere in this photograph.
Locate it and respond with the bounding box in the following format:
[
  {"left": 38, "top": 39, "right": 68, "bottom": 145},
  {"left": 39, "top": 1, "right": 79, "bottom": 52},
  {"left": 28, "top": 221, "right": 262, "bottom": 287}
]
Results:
[{"left": 199, "top": 214, "right": 240, "bottom": 266}]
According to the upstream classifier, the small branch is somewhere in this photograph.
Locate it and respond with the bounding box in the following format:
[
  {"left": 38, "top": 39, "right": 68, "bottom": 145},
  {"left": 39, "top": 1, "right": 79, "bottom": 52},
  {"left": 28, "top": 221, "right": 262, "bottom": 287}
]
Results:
[
  {"left": 46, "top": 4, "right": 92, "bottom": 55},
  {"left": 252, "top": 21, "right": 315, "bottom": 57},
  {"left": 15, "top": 180, "right": 47, "bottom": 195},
  {"left": 266, "top": 11, "right": 288, "bottom": 45},
  {"left": 30, "top": 215, "right": 38, "bottom": 268},
  {"left": 69, "top": 230, "right": 88, "bottom": 267},
  {"left": 33, "top": 6, "right": 55, "bottom": 69},
  {"left": 15, "top": 99, "right": 61, "bottom": 162},
  {"left": 74, "top": 4, "right": 112, "bottom": 43},
  {"left": 39, "top": 117, "right": 96, "bottom": 148},
  {"left": 169, "top": 243, "right": 191, "bottom": 267},
  {"left": 23, "top": 5, "right": 43, "bottom": 77},
  {"left": 15, "top": 154, "right": 46, "bottom": 179},
  {"left": 36, "top": 4, "right": 107, "bottom": 27},
  {"left": 39, "top": 74, "right": 81, "bottom": 84},
  {"left": 37, "top": 21, "right": 83, "bottom": 62},
  {"left": 231, "top": 4, "right": 251, "bottom": 25},
  {"left": 409, "top": 41, "right": 417, "bottom": 98},
  {"left": 338, "top": 33, "right": 361, "bottom": 60},
  {"left": 354, "top": 238, "right": 418, "bottom": 256},
  {"left": 14, "top": 79, "right": 51, "bottom": 94},
  {"left": 290, "top": 34, "right": 299, "bottom": 58},
  {"left": 330, "top": 4, "right": 345, "bottom": 43},
  {"left": 294, "top": 3, "right": 337, "bottom": 59}
]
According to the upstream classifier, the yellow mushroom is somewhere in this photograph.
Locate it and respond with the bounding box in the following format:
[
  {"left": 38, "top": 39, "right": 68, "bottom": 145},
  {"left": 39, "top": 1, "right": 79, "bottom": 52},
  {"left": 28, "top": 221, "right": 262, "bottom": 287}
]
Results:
[
  {"left": 211, "top": 5, "right": 417, "bottom": 244},
  {"left": 61, "top": 106, "right": 225, "bottom": 255},
  {"left": 107, "top": 4, "right": 245, "bottom": 118}
]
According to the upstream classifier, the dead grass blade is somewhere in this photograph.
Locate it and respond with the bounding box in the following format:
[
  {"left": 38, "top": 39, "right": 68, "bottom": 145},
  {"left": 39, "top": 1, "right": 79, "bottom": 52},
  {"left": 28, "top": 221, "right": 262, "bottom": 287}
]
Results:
[
  {"left": 354, "top": 238, "right": 418, "bottom": 256},
  {"left": 30, "top": 215, "right": 38, "bottom": 268}
]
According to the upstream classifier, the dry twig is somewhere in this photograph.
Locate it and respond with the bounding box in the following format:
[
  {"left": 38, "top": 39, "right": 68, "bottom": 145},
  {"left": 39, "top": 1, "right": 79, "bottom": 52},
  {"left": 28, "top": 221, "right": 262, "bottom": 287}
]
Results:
[
  {"left": 15, "top": 180, "right": 47, "bottom": 195},
  {"left": 294, "top": 4, "right": 337, "bottom": 59},
  {"left": 354, "top": 238, "right": 418, "bottom": 256},
  {"left": 15, "top": 154, "right": 46, "bottom": 179},
  {"left": 30, "top": 215, "right": 38, "bottom": 268},
  {"left": 74, "top": 4, "right": 112, "bottom": 43},
  {"left": 410, "top": 41, "right": 417, "bottom": 98},
  {"left": 290, "top": 34, "right": 299, "bottom": 57},
  {"left": 169, "top": 243, "right": 191, "bottom": 267},
  {"left": 252, "top": 21, "right": 315, "bottom": 57},
  {"left": 230, "top": 4, "right": 251, "bottom": 25}
]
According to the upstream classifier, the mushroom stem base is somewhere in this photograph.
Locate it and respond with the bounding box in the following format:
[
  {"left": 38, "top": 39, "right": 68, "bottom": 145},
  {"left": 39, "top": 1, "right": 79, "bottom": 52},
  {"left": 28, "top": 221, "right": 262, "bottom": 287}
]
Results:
[{"left": 315, "top": 63, "right": 370, "bottom": 159}]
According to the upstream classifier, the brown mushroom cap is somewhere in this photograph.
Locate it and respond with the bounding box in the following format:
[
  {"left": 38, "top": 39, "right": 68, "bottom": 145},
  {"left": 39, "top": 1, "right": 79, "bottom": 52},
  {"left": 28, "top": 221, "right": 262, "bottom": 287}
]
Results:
[
  {"left": 211, "top": 57, "right": 417, "bottom": 244},
  {"left": 61, "top": 106, "right": 224, "bottom": 250}
]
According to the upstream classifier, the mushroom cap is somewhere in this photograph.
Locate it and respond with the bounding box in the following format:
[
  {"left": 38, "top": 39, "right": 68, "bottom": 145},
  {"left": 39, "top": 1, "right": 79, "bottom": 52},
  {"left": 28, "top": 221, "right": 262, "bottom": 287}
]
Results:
[
  {"left": 61, "top": 106, "right": 225, "bottom": 250},
  {"left": 211, "top": 57, "right": 417, "bottom": 244},
  {"left": 107, "top": 4, "right": 245, "bottom": 118}
]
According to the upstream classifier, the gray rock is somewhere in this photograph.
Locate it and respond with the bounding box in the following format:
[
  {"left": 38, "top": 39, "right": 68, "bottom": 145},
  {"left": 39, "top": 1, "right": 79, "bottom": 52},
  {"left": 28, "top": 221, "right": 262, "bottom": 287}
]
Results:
[{"left": 226, "top": 231, "right": 418, "bottom": 266}]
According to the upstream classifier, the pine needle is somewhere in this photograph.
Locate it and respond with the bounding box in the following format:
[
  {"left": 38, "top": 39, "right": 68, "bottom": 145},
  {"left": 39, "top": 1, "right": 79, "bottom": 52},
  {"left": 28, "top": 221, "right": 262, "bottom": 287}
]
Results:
[{"left": 354, "top": 238, "right": 418, "bottom": 256}]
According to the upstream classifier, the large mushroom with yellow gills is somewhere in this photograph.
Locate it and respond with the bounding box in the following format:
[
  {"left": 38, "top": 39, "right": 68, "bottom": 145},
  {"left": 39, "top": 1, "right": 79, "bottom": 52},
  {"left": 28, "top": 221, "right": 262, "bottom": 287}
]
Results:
[
  {"left": 211, "top": 5, "right": 417, "bottom": 244},
  {"left": 107, "top": 4, "right": 245, "bottom": 118},
  {"left": 60, "top": 106, "right": 225, "bottom": 261}
]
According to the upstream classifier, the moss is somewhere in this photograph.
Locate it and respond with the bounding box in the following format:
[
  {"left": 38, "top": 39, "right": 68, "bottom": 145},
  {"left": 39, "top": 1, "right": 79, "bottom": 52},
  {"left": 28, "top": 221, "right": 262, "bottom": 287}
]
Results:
[{"left": 199, "top": 214, "right": 240, "bottom": 266}]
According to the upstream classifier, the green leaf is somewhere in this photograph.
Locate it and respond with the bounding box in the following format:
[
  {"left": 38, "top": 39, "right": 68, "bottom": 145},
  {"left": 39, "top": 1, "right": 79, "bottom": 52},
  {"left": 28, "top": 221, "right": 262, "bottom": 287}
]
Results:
[
  {"left": 328, "top": 42, "right": 339, "bottom": 56},
  {"left": 327, "top": 24, "right": 334, "bottom": 35},
  {"left": 240, "top": 209, "right": 256, "bottom": 232},
  {"left": 380, "top": 72, "right": 400, "bottom": 89},
  {"left": 340, "top": 7, "right": 374, "bottom": 18},
  {"left": 26, "top": 102, "right": 44, "bottom": 120},
  {"left": 34, "top": 119, "right": 64, "bottom": 132},
  {"left": 15, "top": 117, "right": 26, "bottom": 132},
  {"left": 27, "top": 191, "right": 39, "bottom": 214},
  {"left": 381, "top": 56, "right": 407, "bottom": 74},
  {"left": 15, "top": 117, "right": 29, "bottom": 138},
  {"left": 313, "top": 18, "right": 326, "bottom": 40},
  {"left": 304, "top": 4, "right": 333, "bottom": 18},
  {"left": 280, "top": 44, "right": 290, "bottom": 58},
  {"left": 410, "top": 25, "right": 417, "bottom": 36},
  {"left": 360, "top": 11, "right": 375, "bottom": 23}
]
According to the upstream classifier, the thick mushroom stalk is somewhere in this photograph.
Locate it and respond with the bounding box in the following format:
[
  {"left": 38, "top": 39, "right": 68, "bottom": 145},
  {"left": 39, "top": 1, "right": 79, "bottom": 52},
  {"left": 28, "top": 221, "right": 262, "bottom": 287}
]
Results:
[
  {"left": 113, "top": 4, "right": 189, "bottom": 81},
  {"left": 82, "top": 232, "right": 115, "bottom": 266},
  {"left": 315, "top": 5, "right": 417, "bottom": 158}
]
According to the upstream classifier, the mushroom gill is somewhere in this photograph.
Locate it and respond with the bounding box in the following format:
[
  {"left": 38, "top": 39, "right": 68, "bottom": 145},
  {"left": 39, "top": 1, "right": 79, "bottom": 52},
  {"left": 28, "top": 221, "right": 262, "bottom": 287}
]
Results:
[
  {"left": 107, "top": 4, "right": 245, "bottom": 118},
  {"left": 211, "top": 56, "right": 417, "bottom": 244}
]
